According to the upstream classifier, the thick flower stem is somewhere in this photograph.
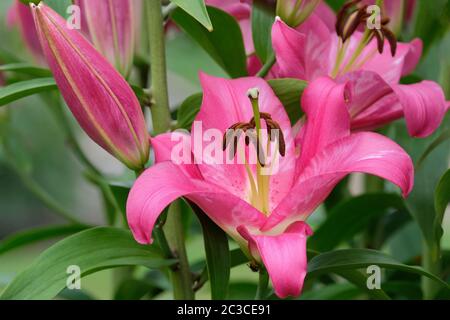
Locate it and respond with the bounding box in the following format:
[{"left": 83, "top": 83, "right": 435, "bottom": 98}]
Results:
[
  {"left": 165, "top": 201, "right": 195, "bottom": 300},
  {"left": 422, "top": 241, "right": 441, "bottom": 300},
  {"left": 146, "top": 0, "right": 193, "bottom": 299},
  {"left": 146, "top": 0, "right": 172, "bottom": 135},
  {"left": 255, "top": 269, "right": 269, "bottom": 300}
]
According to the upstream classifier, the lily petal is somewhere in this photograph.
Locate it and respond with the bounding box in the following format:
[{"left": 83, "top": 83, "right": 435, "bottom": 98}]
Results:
[
  {"left": 296, "top": 77, "right": 351, "bottom": 172},
  {"left": 272, "top": 18, "right": 330, "bottom": 80},
  {"left": 265, "top": 132, "right": 414, "bottom": 231},
  {"left": 127, "top": 162, "right": 266, "bottom": 244},
  {"left": 238, "top": 221, "right": 313, "bottom": 298},
  {"left": 393, "top": 81, "right": 448, "bottom": 138},
  {"left": 151, "top": 132, "right": 203, "bottom": 179},
  {"left": 74, "top": 0, "right": 136, "bottom": 77}
]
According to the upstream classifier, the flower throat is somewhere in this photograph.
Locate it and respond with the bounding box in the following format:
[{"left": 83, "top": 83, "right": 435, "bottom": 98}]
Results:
[{"left": 222, "top": 88, "right": 286, "bottom": 215}]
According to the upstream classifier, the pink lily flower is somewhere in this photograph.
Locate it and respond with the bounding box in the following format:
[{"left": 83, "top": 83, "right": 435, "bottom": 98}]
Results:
[
  {"left": 31, "top": 3, "right": 149, "bottom": 170},
  {"left": 271, "top": 7, "right": 448, "bottom": 138},
  {"left": 7, "top": 0, "right": 44, "bottom": 63},
  {"left": 126, "top": 73, "right": 414, "bottom": 298},
  {"left": 74, "top": 0, "right": 136, "bottom": 77}
]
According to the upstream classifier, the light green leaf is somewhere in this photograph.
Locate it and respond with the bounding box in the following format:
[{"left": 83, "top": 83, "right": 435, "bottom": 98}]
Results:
[
  {"left": 170, "top": 0, "right": 213, "bottom": 31},
  {"left": 0, "top": 227, "right": 176, "bottom": 300},
  {"left": 268, "top": 78, "right": 308, "bottom": 124},
  {"left": 307, "top": 249, "right": 449, "bottom": 290},
  {"left": 0, "top": 224, "right": 88, "bottom": 256},
  {"left": 176, "top": 93, "right": 202, "bottom": 130},
  {"left": 251, "top": 1, "right": 275, "bottom": 63},
  {"left": 0, "top": 63, "right": 52, "bottom": 78},
  {"left": 309, "top": 193, "right": 408, "bottom": 252},
  {"left": 0, "top": 78, "right": 57, "bottom": 106},
  {"left": 172, "top": 7, "right": 248, "bottom": 78}
]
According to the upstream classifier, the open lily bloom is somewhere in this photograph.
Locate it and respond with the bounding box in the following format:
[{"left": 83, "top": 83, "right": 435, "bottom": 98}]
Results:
[
  {"left": 127, "top": 74, "right": 414, "bottom": 298},
  {"left": 272, "top": 3, "right": 448, "bottom": 138}
]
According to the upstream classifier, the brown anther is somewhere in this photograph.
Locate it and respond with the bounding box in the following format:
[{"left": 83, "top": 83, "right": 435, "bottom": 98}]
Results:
[
  {"left": 223, "top": 112, "right": 286, "bottom": 165},
  {"left": 336, "top": 0, "right": 398, "bottom": 57},
  {"left": 382, "top": 27, "right": 397, "bottom": 56},
  {"left": 265, "top": 119, "right": 286, "bottom": 157}
]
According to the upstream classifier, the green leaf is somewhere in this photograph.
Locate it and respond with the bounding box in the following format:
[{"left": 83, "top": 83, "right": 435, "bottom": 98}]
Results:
[
  {"left": 309, "top": 193, "right": 408, "bottom": 252},
  {"left": 0, "top": 78, "right": 57, "bottom": 106},
  {"left": 413, "top": 0, "right": 449, "bottom": 53},
  {"left": 109, "top": 182, "right": 132, "bottom": 221},
  {"left": 177, "top": 93, "right": 202, "bottom": 129},
  {"left": 434, "top": 169, "right": 450, "bottom": 246},
  {"left": 0, "top": 63, "right": 52, "bottom": 78},
  {"left": 392, "top": 118, "right": 450, "bottom": 252},
  {"left": 307, "top": 249, "right": 449, "bottom": 290},
  {"left": 334, "top": 270, "right": 391, "bottom": 300},
  {"left": 0, "top": 227, "right": 176, "bottom": 300},
  {"left": 268, "top": 78, "right": 307, "bottom": 124},
  {"left": 251, "top": 1, "right": 275, "bottom": 63},
  {"left": 172, "top": 7, "right": 248, "bottom": 78},
  {"left": 0, "top": 224, "right": 88, "bottom": 256},
  {"left": 191, "top": 203, "right": 230, "bottom": 300},
  {"left": 170, "top": 0, "right": 213, "bottom": 31},
  {"left": 417, "top": 128, "right": 450, "bottom": 168},
  {"left": 41, "top": 0, "right": 72, "bottom": 17}
]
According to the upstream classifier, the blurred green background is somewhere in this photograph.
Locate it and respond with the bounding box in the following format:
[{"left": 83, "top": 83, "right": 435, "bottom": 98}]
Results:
[{"left": 0, "top": 0, "right": 449, "bottom": 299}]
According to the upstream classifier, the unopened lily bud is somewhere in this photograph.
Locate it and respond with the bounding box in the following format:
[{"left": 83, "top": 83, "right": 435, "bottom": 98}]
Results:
[
  {"left": 7, "top": 0, "right": 44, "bottom": 63},
  {"left": 31, "top": 3, "right": 149, "bottom": 170},
  {"left": 74, "top": 0, "right": 136, "bottom": 77},
  {"left": 276, "top": 0, "right": 321, "bottom": 27}
]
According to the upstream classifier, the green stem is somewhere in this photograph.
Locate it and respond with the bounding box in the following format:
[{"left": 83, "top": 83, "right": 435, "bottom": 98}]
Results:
[
  {"left": 146, "top": 0, "right": 172, "bottom": 135},
  {"left": 256, "top": 53, "right": 276, "bottom": 78},
  {"left": 165, "top": 201, "right": 195, "bottom": 300},
  {"left": 422, "top": 241, "right": 441, "bottom": 300},
  {"left": 146, "top": 0, "right": 193, "bottom": 300},
  {"left": 255, "top": 269, "right": 269, "bottom": 300}
]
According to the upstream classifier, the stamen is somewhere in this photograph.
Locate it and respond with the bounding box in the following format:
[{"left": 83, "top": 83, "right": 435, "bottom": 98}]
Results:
[{"left": 333, "top": 0, "right": 398, "bottom": 78}]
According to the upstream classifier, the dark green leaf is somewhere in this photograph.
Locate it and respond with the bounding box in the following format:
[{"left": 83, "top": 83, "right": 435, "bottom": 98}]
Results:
[
  {"left": 0, "top": 224, "right": 88, "bottom": 256},
  {"left": 192, "top": 203, "right": 230, "bottom": 300},
  {"left": 176, "top": 93, "right": 202, "bottom": 130},
  {"left": 417, "top": 128, "right": 450, "bottom": 168},
  {"left": 268, "top": 78, "right": 307, "bottom": 124},
  {"left": 307, "top": 249, "right": 449, "bottom": 290},
  {"left": 0, "top": 227, "right": 176, "bottom": 300},
  {"left": 172, "top": 7, "right": 248, "bottom": 78},
  {"left": 309, "top": 193, "right": 408, "bottom": 252},
  {"left": 251, "top": 1, "right": 275, "bottom": 63},
  {"left": 333, "top": 270, "right": 391, "bottom": 300},
  {"left": 170, "top": 0, "right": 213, "bottom": 31},
  {"left": 413, "top": 0, "right": 449, "bottom": 53},
  {"left": 0, "top": 78, "right": 57, "bottom": 106},
  {"left": 434, "top": 169, "right": 450, "bottom": 246},
  {"left": 392, "top": 117, "right": 450, "bottom": 253},
  {"left": 0, "top": 63, "right": 52, "bottom": 78}
]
